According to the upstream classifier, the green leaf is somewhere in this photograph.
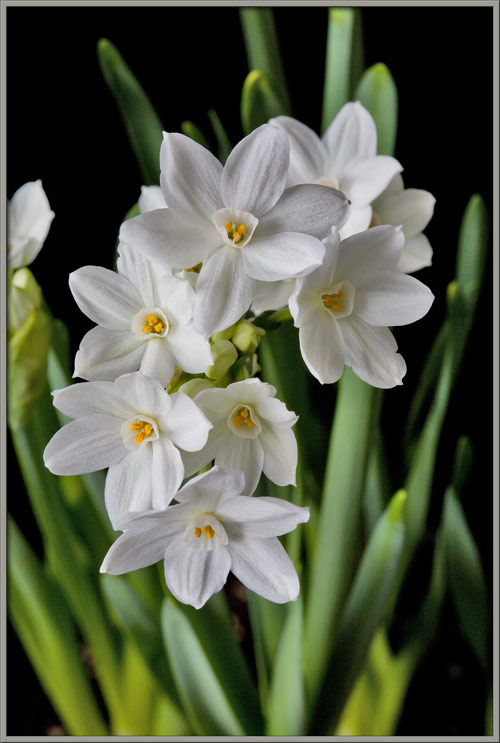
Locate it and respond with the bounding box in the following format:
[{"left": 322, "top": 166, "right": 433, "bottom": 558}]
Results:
[
  {"left": 304, "top": 368, "right": 381, "bottom": 701},
  {"left": 8, "top": 517, "right": 108, "bottom": 735},
  {"left": 208, "top": 109, "right": 232, "bottom": 163},
  {"left": 241, "top": 69, "right": 285, "bottom": 136},
  {"left": 310, "top": 490, "right": 406, "bottom": 733},
  {"left": 456, "top": 194, "right": 489, "bottom": 311},
  {"left": 161, "top": 597, "right": 262, "bottom": 735},
  {"left": 266, "top": 596, "right": 305, "bottom": 735},
  {"left": 354, "top": 63, "right": 398, "bottom": 156},
  {"left": 239, "top": 7, "right": 290, "bottom": 115},
  {"left": 97, "top": 38, "right": 163, "bottom": 185},
  {"left": 444, "top": 487, "right": 489, "bottom": 670},
  {"left": 321, "top": 7, "right": 355, "bottom": 133},
  {"left": 181, "top": 120, "right": 211, "bottom": 150}
]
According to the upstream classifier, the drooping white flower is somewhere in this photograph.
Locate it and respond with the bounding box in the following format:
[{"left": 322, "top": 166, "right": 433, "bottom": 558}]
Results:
[
  {"left": 270, "top": 102, "right": 403, "bottom": 239},
  {"left": 70, "top": 242, "right": 212, "bottom": 385},
  {"left": 43, "top": 372, "right": 212, "bottom": 528},
  {"left": 289, "top": 225, "right": 434, "bottom": 388},
  {"left": 100, "top": 466, "right": 309, "bottom": 609},
  {"left": 8, "top": 180, "right": 55, "bottom": 270},
  {"left": 371, "top": 174, "right": 436, "bottom": 273},
  {"left": 119, "top": 124, "right": 351, "bottom": 336},
  {"left": 181, "top": 378, "right": 298, "bottom": 496}
]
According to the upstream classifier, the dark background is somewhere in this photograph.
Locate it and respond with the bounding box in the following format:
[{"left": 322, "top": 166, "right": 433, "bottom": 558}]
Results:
[{"left": 6, "top": 5, "right": 494, "bottom": 735}]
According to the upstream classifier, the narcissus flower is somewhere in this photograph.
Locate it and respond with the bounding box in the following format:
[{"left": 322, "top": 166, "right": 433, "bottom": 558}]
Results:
[
  {"left": 43, "top": 372, "right": 212, "bottom": 528},
  {"left": 120, "top": 124, "right": 351, "bottom": 336},
  {"left": 289, "top": 225, "right": 434, "bottom": 388},
  {"left": 8, "top": 180, "right": 54, "bottom": 270},
  {"left": 101, "top": 466, "right": 310, "bottom": 609},
  {"left": 182, "top": 378, "right": 298, "bottom": 496},
  {"left": 371, "top": 174, "right": 436, "bottom": 273},
  {"left": 70, "top": 242, "right": 212, "bottom": 385},
  {"left": 270, "top": 102, "right": 402, "bottom": 238}
]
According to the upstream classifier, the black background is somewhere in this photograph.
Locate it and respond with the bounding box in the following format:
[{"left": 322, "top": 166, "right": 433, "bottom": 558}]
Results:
[{"left": 6, "top": 4, "right": 495, "bottom": 735}]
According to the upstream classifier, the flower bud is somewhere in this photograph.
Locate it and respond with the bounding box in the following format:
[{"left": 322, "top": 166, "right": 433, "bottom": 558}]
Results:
[
  {"left": 179, "top": 378, "right": 215, "bottom": 398},
  {"left": 205, "top": 339, "right": 238, "bottom": 380},
  {"left": 211, "top": 325, "right": 236, "bottom": 343},
  {"left": 231, "top": 319, "right": 266, "bottom": 354}
]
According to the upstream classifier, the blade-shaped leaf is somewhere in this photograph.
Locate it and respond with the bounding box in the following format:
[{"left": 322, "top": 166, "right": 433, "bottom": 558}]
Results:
[
  {"left": 354, "top": 63, "right": 398, "bottom": 156},
  {"left": 241, "top": 69, "right": 285, "bottom": 135},
  {"left": 321, "top": 7, "right": 356, "bottom": 133},
  {"left": 208, "top": 109, "right": 232, "bottom": 163},
  {"left": 180, "top": 120, "right": 211, "bottom": 150}
]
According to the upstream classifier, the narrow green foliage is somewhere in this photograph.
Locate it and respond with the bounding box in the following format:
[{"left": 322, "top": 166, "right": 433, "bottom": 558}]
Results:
[
  {"left": 97, "top": 38, "right": 163, "bottom": 185},
  {"left": 181, "top": 120, "right": 211, "bottom": 150},
  {"left": 208, "top": 109, "right": 232, "bottom": 163},
  {"left": 239, "top": 7, "right": 290, "bottom": 115},
  {"left": 456, "top": 194, "right": 489, "bottom": 311},
  {"left": 8, "top": 517, "right": 108, "bottom": 735},
  {"left": 354, "top": 63, "right": 398, "bottom": 156},
  {"left": 241, "top": 70, "right": 285, "bottom": 136},
  {"left": 321, "top": 8, "right": 355, "bottom": 133},
  {"left": 310, "top": 491, "right": 406, "bottom": 733}
]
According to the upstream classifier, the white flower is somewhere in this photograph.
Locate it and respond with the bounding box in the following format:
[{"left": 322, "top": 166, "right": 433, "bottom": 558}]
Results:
[
  {"left": 8, "top": 180, "right": 54, "bottom": 270},
  {"left": 43, "top": 372, "right": 212, "bottom": 528},
  {"left": 371, "top": 174, "right": 436, "bottom": 273},
  {"left": 100, "top": 466, "right": 309, "bottom": 609},
  {"left": 70, "top": 242, "right": 212, "bottom": 385},
  {"left": 182, "top": 378, "right": 298, "bottom": 496},
  {"left": 119, "top": 124, "right": 351, "bottom": 336},
  {"left": 138, "top": 185, "right": 166, "bottom": 213},
  {"left": 270, "top": 102, "right": 403, "bottom": 239},
  {"left": 289, "top": 225, "right": 435, "bottom": 388}
]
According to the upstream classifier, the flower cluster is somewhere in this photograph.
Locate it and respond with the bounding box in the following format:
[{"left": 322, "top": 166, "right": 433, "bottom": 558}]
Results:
[{"left": 43, "top": 102, "right": 434, "bottom": 608}]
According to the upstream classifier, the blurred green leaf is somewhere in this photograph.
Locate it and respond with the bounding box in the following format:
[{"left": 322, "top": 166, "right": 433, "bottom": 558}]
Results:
[
  {"left": 239, "top": 7, "right": 290, "bottom": 115},
  {"left": 161, "top": 597, "right": 261, "bottom": 735},
  {"left": 97, "top": 38, "right": 163, "bottom": 185},
  {"left": 321, "top": 8, "right": 355, "bottom": 133},
  {"left": 266, "top": 596, "right": 305, "bottom": 735},
  {"left": 311, "top": 490, "right": 406, "bottom": 733},
  {"left": 354, "top": 63, "right": 398, "bottom": 156},
  {"left": 241, "top": 69, "right": 285, "bottom": 135},
  {"left": 456, "top": 194, "right": 489, "bottom": 309},
  {"left": 8, "top": 517, "right": 108, "bottom": 735},
  {"left": 444, "top": 487, "right": 489, "bottom": 670},
  {"left": 304, "top": 368, "right": 381, "bottom": 701},
  {"left": 180, "top": 119, "right": 211, "bottom": 150},
  {"left": 208, "top": 109, "right": 232, "bottom": 163}
]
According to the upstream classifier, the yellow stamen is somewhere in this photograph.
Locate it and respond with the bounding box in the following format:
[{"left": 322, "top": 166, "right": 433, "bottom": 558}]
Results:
[
  {"left": 246, "top": 418, "right": 254, "bottom": 428},
  {"left": 194, "top": 525, "right": 215, "bottom": 539},
  {"left": 142, "top": 313, "right": 166, "bottom": 335},
  {"left": 225, "top": 221, "right": 246, "bottom": 245},
  {"left": 225, "top": 221, "right": 233, "bottom": 233},
  {"left": 323, "top": 291, "right": 344, "bottom": 311},
  {"left": 154, "top": 322, "right": 163, "bottom": 333},
  {"left": 143, "top": 423, "right": 153, "bottom": 436},
  {"left": 142, "top": 325, "right": 153, "bottom": 334},
  {"left": 147, "top": 315, "right": 158, "bottom": 325},
  {"left": 234, "top": 406, "right": 254, "bottom": 428},
  {"left": 130, "top": 421, "right": 143, "bottom": 431},
  {"left": 236, "top": 224, "right": 246, "bottom": 234},
  {"left": 234, "top": 415, "right": 243, "bottom": 426},
  {"left": 135, "top": 431, "right": 147, "bottom": 443},
  {"left": 240, "top": 408, "right": 249, "bottom": 418},
  {"left": 194, "top": 526, "right": 202, "bottom": 538},
  {"left": 131, "top": 419, "right": 155, "bottom": 444},
  {"left": 187, "top": 262, "right": 202, "bottom": 273}
]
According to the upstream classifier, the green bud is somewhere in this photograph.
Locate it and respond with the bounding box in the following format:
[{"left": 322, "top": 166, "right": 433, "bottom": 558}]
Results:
[
  {"left": 211, "top": 325, "right": 236, "bottom": 343},
  {"left": 205, "top": 339, "right": 238, "bottom": 380},
  {"left": 179, "top": 378, "right": 215, "bottom": 398},
  {"left": 231, "top": 319, "right": 266, "bottom": 354},
  {"left": 8, "top": 267, "right": 43, "bottom": 333},
  {"left": 233, "top": 353, "right": 261, "bottom": 381}
]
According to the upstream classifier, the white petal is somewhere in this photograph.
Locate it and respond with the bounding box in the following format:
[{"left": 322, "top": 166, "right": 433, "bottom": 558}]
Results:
[
  {"left": 215, "top": 435, "right": 264, "bottom": 496},
  {"left": 323, "top": 102, "right": 377, "bottom": 177},
  {"left": 74, "top": 326, "right": 145, "bottom": 382},
  {"left": 297, "top": 305, "right": 345, "bottom": 384},
  {"left": 164, "top": 391, "right": 212, "bottom": 452},
  {"left": 157, "top": 274, "right": 195, "bottom": 326},
  {"left": 105, "top": 444, "right": 155, "bottom": 526},
  {"left": 260, "top": 423, "right": 298, "bottom": 486},
  {"left": 166, "top": 325, "right": 213, "bottom": 374},
  {"left": 295, "top": 229, "right": 341, "bottom": 298},
  {"left": 341, "top": 156, "right": 403, "bottom": 207},
  {"left": 354, "top": 271, "right": 435, "bottom": 326},
  {"left": 254, "top": 396, "right": 298, "bottom": 427},
  {"left": 339, "top": 205, "right": 373, "bottom": 239},
  {"left": 177, "top": 464, "right": 245, "bottom": 504},
  {"left": 114, "top": 372, "right": 171, "bottom": 418},
  {"left": 334, "top": 225, "right": 404, "bottom": 283},
  {"left": 251, "top": 278, "right": 296, "bottom": 314},
  {"left": 270, "top": 116, "right": 326, "bottom": 186},
  {"left": 8, "top": 180, "right": 54, "bottom": 269},
  {"left": 117, "top": 241, "right": 170, "bottom": 305},
  {"left": 139, "top": 339, "right": 176, "bottom": 387},
  {"left": 43, "top": 414, "right": 126, "bottom": 475},
  {"left": 220, "top": 124, "right": 289, "bottom": 216},
  {"left": 397, "top": 234, "right": 433, "bottom": 274},
  {"left": 193, "top": 247, "right": 253, "bottom": 336},
  {"left": 163, "top": 536, "right": 231, "bottom": 609},
  {"left": 258, "top": 183, "right": 350, "bottom": 238},
  {"left": 195, "top": 386, "right": 240, "bottom": 418},
  {"left": 119, "top": 208, "right": 220, "bottom": 272},
  {"left": 375, "top": 188, "right": 435, "bottom": 239},
  {"left": 138, "top": 185, "right": 167, "bottom": 213},
  {"left": 52, "top": 379, "right": 135, "bottom": 419},
  {"left": 218, "top": 495, "right": 309, "bottom": 538},
  {"left": 181, "top": 421, "right": 230, "bottom": 478},
  {"left": 229, "top": 537, "right": 300, "bottom": 603},
  {"left": 69, "top": 266, "right": 141, "bottom": 330},
  {"left": 242, "top": 232, "right": 325, "bottom": 281},
  {"left": 341, "top": 316, "right": 407, "bottom": 388},
  {"left": 160, "top": 132, "right": 223, "bottom": 217},
  {"left": 151, "top": 437, "right": 185, "bottom": 508}
]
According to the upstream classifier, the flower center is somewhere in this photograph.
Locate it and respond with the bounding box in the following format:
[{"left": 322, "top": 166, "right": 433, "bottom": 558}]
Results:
[
  {"left": 194, "top": 524, "right": 215, "bottom": 539},
  {"left": 184, "top": 513, "right": 228, "bottom": 552},
  {"left": 121, "top": 414, "right": 160, "bottom": 450},
  {"left": 233, "top": 406, "right": 254, "bottom": 428},
  {"left": 225, "top": 222, "right": 246, "bottom": 245},
  {"left": 131, "top": 307, "right": 169, "bottom": 340},
  {"left": 187, "top": 262, "right": 202, "bottom": 273},
  {"left": 320, "top": 280, "right": 355, "bottom": 320},
  {"left": 227, "top": 403, "right": 262, "bottom": 439}
]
